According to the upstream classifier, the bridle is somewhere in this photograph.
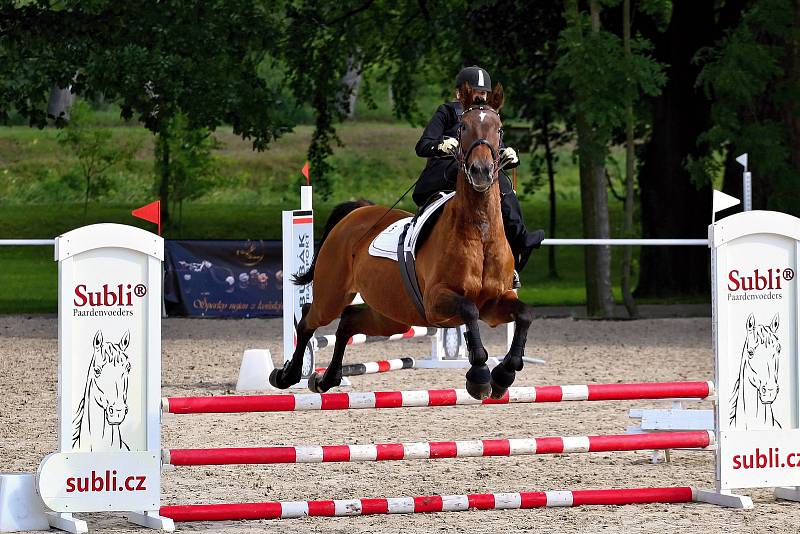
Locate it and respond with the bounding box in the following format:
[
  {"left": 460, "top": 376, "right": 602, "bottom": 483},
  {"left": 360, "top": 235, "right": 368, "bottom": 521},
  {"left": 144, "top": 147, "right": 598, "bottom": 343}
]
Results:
[{"left": 456, "top": 105, "right": 503, "bottom": 193}]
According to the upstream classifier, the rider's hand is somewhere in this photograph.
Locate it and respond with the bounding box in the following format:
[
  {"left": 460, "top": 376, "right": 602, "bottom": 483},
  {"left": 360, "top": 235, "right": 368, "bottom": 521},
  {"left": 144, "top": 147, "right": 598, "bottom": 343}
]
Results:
[
  {"left": 437, "top": 137, "right": 458, "bottom": 156},
  {"left": 500, "top": 147, "right": 518, "bottom": 167}
]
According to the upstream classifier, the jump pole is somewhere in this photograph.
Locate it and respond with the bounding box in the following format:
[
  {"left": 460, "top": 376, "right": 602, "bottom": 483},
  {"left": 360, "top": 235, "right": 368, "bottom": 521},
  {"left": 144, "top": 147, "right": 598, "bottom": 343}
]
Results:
[
  {"left": 316, "top": 357, "right": 416, "bottom": 377},
  {"left": 162, "top": 381, "right": 715, "bottom": 414},
  {"left": 162, "top": 430, "right": 714, "bottom": 466},
  {"left": 160, "top": 487, "right": 696, "bottom": 522}
]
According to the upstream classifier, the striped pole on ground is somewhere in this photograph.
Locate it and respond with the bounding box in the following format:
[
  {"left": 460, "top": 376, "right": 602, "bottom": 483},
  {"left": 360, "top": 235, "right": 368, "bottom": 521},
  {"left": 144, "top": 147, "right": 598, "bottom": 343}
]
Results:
[
  {"left": 315, "top": 357, "right": 415, "bottom": 377},
  {"left": 162, "top": 381, "right": 714, "bottom": 414},
  {"left": 314, "top": 326, "right": 437, "bottom": 350},
  {"left": 160, "top": 486, "right": 696, "bottom": 521},
  {"left": 163, "top": 430, "right": 714, "bottom": 466}
]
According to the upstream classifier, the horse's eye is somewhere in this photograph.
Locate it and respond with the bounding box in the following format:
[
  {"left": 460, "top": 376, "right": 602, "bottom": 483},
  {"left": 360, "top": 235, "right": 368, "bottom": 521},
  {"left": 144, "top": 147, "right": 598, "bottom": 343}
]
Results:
[{"left": 748, "top": 349, "right": 755, "bottom": 356}]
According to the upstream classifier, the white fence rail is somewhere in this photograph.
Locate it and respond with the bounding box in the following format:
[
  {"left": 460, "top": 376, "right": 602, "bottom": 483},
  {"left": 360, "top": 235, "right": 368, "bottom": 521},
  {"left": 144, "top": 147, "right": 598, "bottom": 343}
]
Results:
[{"left": 1, "top": 238, "right": 708, "bottom": 247}]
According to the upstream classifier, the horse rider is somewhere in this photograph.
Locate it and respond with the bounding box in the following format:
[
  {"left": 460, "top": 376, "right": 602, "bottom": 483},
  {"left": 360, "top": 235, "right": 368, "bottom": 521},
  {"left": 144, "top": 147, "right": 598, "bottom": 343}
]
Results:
[{"left": 414, "top": 65, "right": 545, "bottom": 288}]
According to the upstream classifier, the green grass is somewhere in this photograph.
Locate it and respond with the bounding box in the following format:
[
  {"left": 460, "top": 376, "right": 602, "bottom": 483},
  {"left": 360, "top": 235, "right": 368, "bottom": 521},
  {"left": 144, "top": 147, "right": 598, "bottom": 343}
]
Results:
[
  {"left": 0, "top": 116, "right": 703, "bottom": 314},
  {"left": 0, "top": 197, "right": 664, "bottom": 313}
]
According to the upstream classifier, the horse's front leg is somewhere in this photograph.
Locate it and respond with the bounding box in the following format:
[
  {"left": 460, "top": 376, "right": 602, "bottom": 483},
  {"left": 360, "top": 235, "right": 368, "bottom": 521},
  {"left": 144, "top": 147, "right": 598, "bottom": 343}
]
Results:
[
  {"left": 270, "top": 303, "right": 316, "bottom": 389},
  {"left": 309, "top": 305, "right": 409, "bottom": 393},
  {"left": 480, "top": 291, "right": 534, "bottom": 399},
  {"left": 427, "top": 286, "right": 491, "bottom": 400}
]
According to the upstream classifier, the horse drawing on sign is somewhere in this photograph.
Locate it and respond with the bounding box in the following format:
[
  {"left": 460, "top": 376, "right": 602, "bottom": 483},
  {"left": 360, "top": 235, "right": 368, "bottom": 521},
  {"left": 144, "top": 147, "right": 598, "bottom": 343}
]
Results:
[
  {"left": 72, "top": 330, "right": 132, "bottom": 450},
  {"left": 729, "top": 313, "right": 782, "bottom": 429},
  {"left": 270, "top": 82, "right": 535, "bottom": 401}
]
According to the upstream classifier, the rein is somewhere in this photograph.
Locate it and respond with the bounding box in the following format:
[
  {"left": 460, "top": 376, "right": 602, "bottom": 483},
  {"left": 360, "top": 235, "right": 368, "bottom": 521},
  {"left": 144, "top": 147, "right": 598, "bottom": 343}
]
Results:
[{"left": 457, "top": 105, "right": 502, "bottom": 193}]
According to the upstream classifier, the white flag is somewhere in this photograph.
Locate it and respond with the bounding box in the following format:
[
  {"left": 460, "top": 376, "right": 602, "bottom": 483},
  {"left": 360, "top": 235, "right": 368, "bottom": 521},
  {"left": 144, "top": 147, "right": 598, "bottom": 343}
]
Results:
[
  {"left": 736, "top": 153, "right": 748, "bottom": 169},
  {"left": 713, "top": 189, "right": 740, "bottom": 214}
]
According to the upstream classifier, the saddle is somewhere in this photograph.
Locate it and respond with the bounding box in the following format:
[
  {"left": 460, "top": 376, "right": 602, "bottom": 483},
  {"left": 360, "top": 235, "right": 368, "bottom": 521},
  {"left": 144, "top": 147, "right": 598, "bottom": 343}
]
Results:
[{"left": 367, "top": 192, "right": 455, "bottom": 320}]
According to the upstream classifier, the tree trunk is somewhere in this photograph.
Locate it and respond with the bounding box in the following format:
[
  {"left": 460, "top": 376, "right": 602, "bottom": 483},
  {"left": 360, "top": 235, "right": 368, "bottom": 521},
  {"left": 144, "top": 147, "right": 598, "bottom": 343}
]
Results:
[
  {"left": 542, "top": 117, "right": 559, "bottom": 279},
  {"left": 621, "top": 0, "right": 638, "bottom": 317},
  {"left": 157, "top": 131, "right": 171, "bottom": 224},
  {"left": 579, "top": 156, "right": 614, "bottom": 317},
  {"left": 341, "top": 55, "right": 362, "bottom": 120},
  {"left": 789, "top": 2, "right": 800, "bottom": 175},
  {"left": 636, "top": 1, "right": 715, "bottom": 298},
  {"left": 47, "top": 86, "right": 75, "bottom": 122},
  {"left": 573, "top": 0, "right": 614, "bottom": 317}
]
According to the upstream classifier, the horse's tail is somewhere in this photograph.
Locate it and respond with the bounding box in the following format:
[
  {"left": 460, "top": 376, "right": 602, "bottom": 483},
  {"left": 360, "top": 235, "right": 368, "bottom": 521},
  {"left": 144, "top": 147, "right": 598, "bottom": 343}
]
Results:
[{"left": 292, "top": 199, "right": 374, "bottom": 286}]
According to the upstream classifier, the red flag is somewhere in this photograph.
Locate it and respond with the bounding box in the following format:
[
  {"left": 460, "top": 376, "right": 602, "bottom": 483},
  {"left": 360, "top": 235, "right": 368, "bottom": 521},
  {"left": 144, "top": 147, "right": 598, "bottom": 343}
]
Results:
[
  {"left": 132, "top": 200, "right": 161, "bottom": 236},
  {"left": 301, "top": 161, "right": 310, "bottom": 184}
]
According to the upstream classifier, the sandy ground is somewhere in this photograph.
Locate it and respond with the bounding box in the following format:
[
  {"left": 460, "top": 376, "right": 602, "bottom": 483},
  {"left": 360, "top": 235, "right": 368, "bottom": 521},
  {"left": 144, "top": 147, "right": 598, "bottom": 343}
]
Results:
[{"left": 2, "top": 314, "right": 799, "bottom": 533}]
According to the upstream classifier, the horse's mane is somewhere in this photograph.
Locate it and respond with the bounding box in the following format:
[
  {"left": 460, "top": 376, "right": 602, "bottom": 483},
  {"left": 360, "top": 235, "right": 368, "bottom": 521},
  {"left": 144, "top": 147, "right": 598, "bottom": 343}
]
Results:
[
  {"left": 729, "top": 323, "right": 780, "bottom": 425},
  {"left": 72, "top": 380, "right": 89, "bottom": 448}
]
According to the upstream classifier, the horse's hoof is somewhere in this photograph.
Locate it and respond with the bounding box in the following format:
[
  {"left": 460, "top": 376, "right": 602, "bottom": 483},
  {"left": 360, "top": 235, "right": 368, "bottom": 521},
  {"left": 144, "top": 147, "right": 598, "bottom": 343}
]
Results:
[
  {"left": 307, "top": 372, "right": 326, "bottom": 393},
  {"left": 489, "top": 382, "right": 507, "bottom": 400},
  {"left": 465, "top": 364, "right": 491, "bottom": 400},
  {"left": 269, "top": 362, "right": 300, "bottom": 389},
  {"left": 466, "top": 379, "right": 492, "bottom": 400},
  {"left": 489, "top": 364, "right": 516, "bottom": 399},
  {"left": 269, "top": 368, "right": 294, "bottom": 389},
  {"left": 268, "top": 368, "right": 282, "bottom": 389}
]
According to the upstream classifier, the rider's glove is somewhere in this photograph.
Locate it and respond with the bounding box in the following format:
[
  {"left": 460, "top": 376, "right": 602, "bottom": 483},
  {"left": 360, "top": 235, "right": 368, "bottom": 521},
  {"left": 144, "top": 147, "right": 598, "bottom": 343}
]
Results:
[
  {"left": 500, "top": 146, "right": 519, "bottom": 168},
  {"left": 436, "top": 137, "right": 458, "bottom": 156}
]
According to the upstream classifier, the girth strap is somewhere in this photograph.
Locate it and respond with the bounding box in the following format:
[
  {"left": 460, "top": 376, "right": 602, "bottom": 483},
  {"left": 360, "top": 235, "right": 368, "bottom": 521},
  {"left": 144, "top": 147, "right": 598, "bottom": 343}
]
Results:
[{"left": 397, "top": 223, "right": 428, "bottom": 323}]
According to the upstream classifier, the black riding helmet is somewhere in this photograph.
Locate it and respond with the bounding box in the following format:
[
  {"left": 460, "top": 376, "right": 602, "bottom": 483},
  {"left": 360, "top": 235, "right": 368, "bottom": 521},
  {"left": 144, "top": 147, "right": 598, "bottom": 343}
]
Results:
[{"left": 455, "top": 65, "right": 492, "bottom": 92}]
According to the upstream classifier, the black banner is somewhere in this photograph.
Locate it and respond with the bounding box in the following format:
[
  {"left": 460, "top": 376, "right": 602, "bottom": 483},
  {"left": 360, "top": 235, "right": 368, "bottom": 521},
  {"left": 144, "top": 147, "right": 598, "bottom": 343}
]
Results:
[{"left": 164, "top": 240, "right": 283, "bottom": 318}]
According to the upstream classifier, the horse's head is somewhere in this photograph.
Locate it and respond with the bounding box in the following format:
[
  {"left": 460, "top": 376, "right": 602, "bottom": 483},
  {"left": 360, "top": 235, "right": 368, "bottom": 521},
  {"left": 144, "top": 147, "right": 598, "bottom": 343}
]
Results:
[
  {"left": 457, "top": 82, "right": 504, "bottom": 193},
  {"left": 90, "top": 330, "right": 131, "bottom": 425},
  {"left": 743, "top": 313, "right": 781, "bottom": 404}
]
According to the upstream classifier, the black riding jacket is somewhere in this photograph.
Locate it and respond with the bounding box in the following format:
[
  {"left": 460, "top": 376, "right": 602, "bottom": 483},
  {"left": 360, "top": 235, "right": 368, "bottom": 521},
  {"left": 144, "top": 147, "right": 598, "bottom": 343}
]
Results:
[{"left": 413, "top": 101, "right": 519, "bottom": 205}]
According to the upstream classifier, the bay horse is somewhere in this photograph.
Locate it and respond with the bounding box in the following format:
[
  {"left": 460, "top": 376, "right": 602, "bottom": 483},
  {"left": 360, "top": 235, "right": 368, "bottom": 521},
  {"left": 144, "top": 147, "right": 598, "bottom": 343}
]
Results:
[
  {"left": 270, "top": 82, "right": 534, "bottom": 400},
  {"left": 72, "top": 330, "right": 132, "bottom": 451},
  {"left": 729, "top": 313, "right": 782, "bottom": 429}
]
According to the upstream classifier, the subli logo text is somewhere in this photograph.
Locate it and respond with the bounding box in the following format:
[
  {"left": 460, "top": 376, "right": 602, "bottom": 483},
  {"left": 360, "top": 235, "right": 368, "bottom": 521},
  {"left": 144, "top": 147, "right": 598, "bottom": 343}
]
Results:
[
  {"left": 74, "top": 284, "right": 147, "bottom": 307},
  {"left": 728, "top": 268, "right": 794, "bottom": 292},
  {"left": 65, "top": 470, "right": 147, "bottom": 493}
]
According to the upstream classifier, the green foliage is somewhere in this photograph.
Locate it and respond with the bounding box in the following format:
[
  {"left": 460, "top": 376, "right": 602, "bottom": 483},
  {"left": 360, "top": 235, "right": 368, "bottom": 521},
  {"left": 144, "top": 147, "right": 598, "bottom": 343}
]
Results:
[
  {"left": 554, "top": 7, "right": 666, "bottom": 162},
  {"left": 692, "top": 0, "right": 800, "bottom": 212},
  {"left": 56, "top": 101, "right": 139, "bottom": 214},
  {"left": 0, "top": 1, "right": 295, "bottom": 146},
  {"left": 278, "top": 0, "right": 458, "bottom": 198},
  {"left": 154, "top": 113, "right": 222, "bottom": 225}
]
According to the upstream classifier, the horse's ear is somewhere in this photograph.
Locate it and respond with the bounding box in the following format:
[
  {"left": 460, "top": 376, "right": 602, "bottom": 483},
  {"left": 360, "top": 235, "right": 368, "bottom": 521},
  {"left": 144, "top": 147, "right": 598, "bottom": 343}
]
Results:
[
  {"left": 488, "top": 83, "right": 504, "bottom": 112},
  {"left": 771, "top": 313, "right": 780, "bottom": 332},
  {"left": 458, "top": 82, "right": 474, "bottom": 110},
  {"left": 120, "top": 330, "right": 130, "bottom": 351},
  {"left": 93, "top": 331, "right": 103, "bottom": 349},
  {"left": 746, "top": 313, "right": 755, "bottom": 331}
]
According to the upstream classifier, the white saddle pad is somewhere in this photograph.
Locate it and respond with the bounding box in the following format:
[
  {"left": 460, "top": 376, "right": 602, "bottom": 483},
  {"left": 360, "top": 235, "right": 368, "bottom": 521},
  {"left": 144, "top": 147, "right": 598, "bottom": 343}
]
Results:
[
  {"left": 368, "top": 192, "right": 455, "bottom": 262},
  {"left": 368, "top": 217, "right": 412, "bottom": 261}
]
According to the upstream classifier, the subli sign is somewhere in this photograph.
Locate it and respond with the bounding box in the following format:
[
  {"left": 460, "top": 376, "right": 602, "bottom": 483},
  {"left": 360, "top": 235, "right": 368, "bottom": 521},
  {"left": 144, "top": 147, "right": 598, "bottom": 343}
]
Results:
[
  {"left": 727, "top": 267, "right": 794, "bottom": 295},
  {"left": 710, "top": 211, "right": 800, "bottom": 492},
  {"left": 73, "top": 282, "right": 148, "bottom": 309},
  {"left": 38, "top": 224, "right": 163, "bottom": 514},
  {"left": 38, "top": 452, "right": 160, "bottom": 512}
]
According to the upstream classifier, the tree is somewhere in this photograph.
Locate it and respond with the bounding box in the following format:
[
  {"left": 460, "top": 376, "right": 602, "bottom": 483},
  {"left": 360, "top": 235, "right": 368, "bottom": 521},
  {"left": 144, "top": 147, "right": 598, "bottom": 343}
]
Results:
[
  {"left": 154, "top": 113, "right": 221, "bottom": 232},
  {"left": 0, "top": 0, "right": 294, "bottom": 224},
  {"left": 692, "top": 0, "right": 800, "bottom": 216},
  {"left": 57, "top": 100, "right": 139, "bottom": 215},
  {"left": 279, "top": 0, "right": 447, "bottom": 199},
  {"left": 555, "top": 0, "right": 664, "bottom": 316},
  {"left": 635, "top": 1, "right": 747, "bottom": 298}
]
